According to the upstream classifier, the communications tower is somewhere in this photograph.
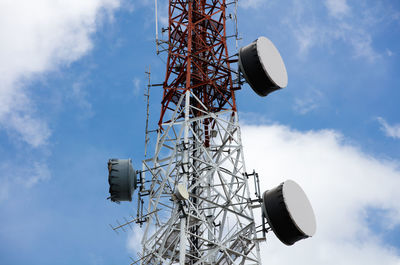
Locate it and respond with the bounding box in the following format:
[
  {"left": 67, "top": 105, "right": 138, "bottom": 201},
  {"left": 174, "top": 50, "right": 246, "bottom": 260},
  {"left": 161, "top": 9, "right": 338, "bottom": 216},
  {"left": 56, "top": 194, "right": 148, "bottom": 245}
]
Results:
[{"left": 106, "top": 1, "right": 317, "bottom": 264}]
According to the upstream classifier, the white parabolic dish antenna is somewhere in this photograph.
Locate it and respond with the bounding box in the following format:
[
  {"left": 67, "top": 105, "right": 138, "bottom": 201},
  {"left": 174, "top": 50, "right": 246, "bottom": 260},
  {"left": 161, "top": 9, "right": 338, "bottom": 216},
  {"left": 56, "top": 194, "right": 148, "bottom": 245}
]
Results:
[
  {"left": 262, "top": 180, "right": 316, "bottom": 245},
  {"left": 239, "top": 36, "right": 288, "bottom": 97}
]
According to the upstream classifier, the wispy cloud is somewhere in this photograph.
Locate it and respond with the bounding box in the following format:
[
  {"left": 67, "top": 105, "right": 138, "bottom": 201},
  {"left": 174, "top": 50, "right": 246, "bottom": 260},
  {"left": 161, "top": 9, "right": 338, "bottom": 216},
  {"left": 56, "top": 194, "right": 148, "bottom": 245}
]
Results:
[
  {"left": 293, "top": 88, "right": 323, "bottom": 115},
  {"left": 393, "top": 11, "right": 400, "bottom": 21},
  {"left": 0, "top": 82, "right": 51, "bottom": 147},
  {"left": 23, "top": 162, "right": 51, "bottom": 188},
  {"left": 6, "top": 112, "right": 52, "bottom": 148},
  {"left": 349, "top": 31, "right": 381, "bottom": 62},
  {"left": 293, "top": 25, "right": 318, "bottom": 56},
  {"left": 239, "top": 112, "right": 273, "bottom": 125},
  {"left": 377, "top": 117, "right": 400, "bottom": 139},
  {"left": 0, "top": 159, "right": 51, "bottom": 203},
  {"left": 279, "top": 0, "right": 387, "bottom": 62},
  {"left": 70, "top": 82, "right": 95, "bottom": 119},
  {"left": 0, "top": 180, "right": 10, "bottom": 203},
  {"left": 132, "top": 77, "right": 141, "bottom": 95},
  {"left": 325, "top": 0, "right": 350, "bottom": 18},
  {"left": 240, "top": 0, "right": 264, "bottom": 9},
  {"left": 386, "top": 49, "right": 394, "bottom": 57},
  {"left": 127, "top": 226, "right": 146, "bottom": 255},
  {"left": 122, "top": 0, "right": 135, "bottom": 13}
]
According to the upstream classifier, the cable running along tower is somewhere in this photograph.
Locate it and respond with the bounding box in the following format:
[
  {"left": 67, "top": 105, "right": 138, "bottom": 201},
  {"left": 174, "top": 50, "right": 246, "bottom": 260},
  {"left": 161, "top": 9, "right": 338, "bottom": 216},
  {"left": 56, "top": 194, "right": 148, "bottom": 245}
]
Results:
[{"left": 106, "top": 1, "right": 317, "bottom": 265}]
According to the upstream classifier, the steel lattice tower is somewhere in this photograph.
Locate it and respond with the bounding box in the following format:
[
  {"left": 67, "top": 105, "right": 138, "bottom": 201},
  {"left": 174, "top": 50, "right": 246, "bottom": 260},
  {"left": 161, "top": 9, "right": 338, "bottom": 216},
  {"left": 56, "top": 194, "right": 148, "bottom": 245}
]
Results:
[
  {"left": 139, "top": 0, "right": 262, "bottom": 264},
  {"left": 107, "top": 0, "right": 317, "bottom": 264}
]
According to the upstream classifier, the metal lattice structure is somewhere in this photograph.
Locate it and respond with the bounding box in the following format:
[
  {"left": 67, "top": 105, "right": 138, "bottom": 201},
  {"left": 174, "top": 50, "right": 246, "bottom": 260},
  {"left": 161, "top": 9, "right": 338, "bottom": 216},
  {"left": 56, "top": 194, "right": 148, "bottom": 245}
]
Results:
[
  {"left": 140, "top": 94, "right": 261, "bottom": 264},
  {"left": 107, "top": 1, "right": 317, "bottom": 264},
  {"left": 137, "top": 0, "right": 262, "bottom": 264},
  {"left": 159, "top": 0, "right": 238, "bottom": 129}
]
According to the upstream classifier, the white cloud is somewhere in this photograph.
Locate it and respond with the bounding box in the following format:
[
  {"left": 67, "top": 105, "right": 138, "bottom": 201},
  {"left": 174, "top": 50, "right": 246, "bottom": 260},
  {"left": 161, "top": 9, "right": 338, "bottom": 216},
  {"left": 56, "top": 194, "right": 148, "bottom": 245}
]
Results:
[
  {"left": 7, "top": 112, "right": 51, "bottom": 148},
  {"left": 240, "top": 0, "right": 264, "bottom": 9},
  {"left": 282, "top": 0, "right": 381, "bottom": 62},
  {"left": 377, "top": 117, "right": 400, "bottom": 139},
  {"left": 23, "top": 162, "right": 51, "bottom": 188},
  {"left": 70, "top": 82, "right": 95, "bottom": 119},
  {"left": 0, "top": 160, "right": 51, "bottom": 203},
  {"left": 294, "top": 97, "right": 318, "bottom": 114},
  {"left": 0, "top": 0, "right": 120, "bottom": 147},
  {"left": 393, "top": 11, "right": 400, "bottom": 21},
  {"left": 239, "top": 112, "right": 272, "bottom": 125},
  {"left": 349, "top": 31, "right": 381, "bottom": 62},
  {"left": 123, "top": 0, "right": 135, "bottom": 13},
  {"left": 293, "top": 25, "right": 318, "bottom": 56},
  {"left": 0, "top": 179, "right": 10, "bottom": 203},
  {"left": 157, "top": 0, "right": 169, "bottom": 28},
  {"left": 386, "top": 49, "right": 394, "bottom": 57},
  {"left": 133, "top": 77, "right": 141, "bottom": 95},
  {"left": 294, "top": 88, "right": 323, "bottom": 114},
  {"left": 325, "top": 0, "right": 350, "bottom": 18},
  {"left": 241, "top": 123, "right": 400, "bottom": 264},
  {"left": 127, "top": 226, "right": 145, "bottom": 255},
  {"left": 1, "top": 91, "right": 51, "bottom": 147}
]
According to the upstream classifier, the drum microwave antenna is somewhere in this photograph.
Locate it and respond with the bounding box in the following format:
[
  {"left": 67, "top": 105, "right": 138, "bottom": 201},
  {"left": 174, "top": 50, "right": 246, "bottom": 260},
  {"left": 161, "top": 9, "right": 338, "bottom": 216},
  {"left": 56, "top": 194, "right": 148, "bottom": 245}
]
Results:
[{"left": 106, "top": 1, "right": 316, "bottom": 264}]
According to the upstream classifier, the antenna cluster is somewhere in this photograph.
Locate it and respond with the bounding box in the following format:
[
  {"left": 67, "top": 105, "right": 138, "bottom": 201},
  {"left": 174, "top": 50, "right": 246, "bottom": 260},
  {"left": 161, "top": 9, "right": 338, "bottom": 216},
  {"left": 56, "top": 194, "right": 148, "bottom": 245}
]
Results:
[{"left": 105, "top": 1, "right": 316, "bottom": 264}]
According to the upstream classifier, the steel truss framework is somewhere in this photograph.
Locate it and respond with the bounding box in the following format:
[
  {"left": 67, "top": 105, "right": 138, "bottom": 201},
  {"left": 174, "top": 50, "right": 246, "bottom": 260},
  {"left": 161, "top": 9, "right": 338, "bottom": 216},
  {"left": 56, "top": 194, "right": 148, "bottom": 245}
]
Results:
[
  {"left": 138, "top": 0, "right": 261, "bottom": 264},
  {"left": 140, "top": 92, "right": 261, "bottom": 265},
  {"left": 159, "top": 0, "right": 239, "bottom": 130}
]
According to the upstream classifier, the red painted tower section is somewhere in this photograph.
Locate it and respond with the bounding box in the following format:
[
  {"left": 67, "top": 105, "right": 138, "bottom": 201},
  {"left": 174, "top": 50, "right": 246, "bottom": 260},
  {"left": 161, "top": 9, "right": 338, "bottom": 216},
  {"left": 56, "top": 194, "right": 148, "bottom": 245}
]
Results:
[{"left": 159, "top": 0, "right": 238, "bottom": 129}]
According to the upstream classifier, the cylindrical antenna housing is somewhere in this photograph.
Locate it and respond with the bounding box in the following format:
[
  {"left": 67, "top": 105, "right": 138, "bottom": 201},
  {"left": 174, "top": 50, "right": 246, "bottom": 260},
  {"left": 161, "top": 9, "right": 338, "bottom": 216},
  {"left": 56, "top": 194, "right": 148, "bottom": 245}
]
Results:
[
  {"left": 108, "top": 158, "right": 137, "bottom": 202},
  {"left": 239, "top": 36, "right": 288, "bottom": 97}
]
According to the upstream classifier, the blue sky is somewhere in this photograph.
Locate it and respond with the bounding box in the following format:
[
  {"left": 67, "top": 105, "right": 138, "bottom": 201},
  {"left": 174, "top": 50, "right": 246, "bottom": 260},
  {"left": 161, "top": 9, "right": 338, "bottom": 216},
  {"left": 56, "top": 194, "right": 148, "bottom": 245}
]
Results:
[{"left": 0, "top": 0, "right": 400, "bottom": 264}]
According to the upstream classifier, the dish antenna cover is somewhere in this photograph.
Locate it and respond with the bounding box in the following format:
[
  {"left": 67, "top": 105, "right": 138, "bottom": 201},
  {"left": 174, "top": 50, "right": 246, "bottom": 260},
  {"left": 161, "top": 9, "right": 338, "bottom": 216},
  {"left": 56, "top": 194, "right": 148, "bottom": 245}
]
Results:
[
  {"left": 174, "top": 184, "right": 189, "bottom": 201},
  {"left": 108, "top": 159, "right": 137, "bottom": 202},
  {"left": 262, "top": 180, "right": 316, "bottom": 245},
  {"left": 239, "top": 36, "right": 288, "bottom": 97}
]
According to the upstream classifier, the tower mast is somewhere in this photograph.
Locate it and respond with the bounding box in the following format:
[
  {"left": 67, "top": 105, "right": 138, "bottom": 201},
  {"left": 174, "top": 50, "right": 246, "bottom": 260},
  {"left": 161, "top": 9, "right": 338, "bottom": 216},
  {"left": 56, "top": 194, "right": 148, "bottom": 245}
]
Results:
[
  {"left": 106, "top": 1, "right": 317, "bottom": 264},
  {"left": 140, "top": 1, "right": 261, "bottom": 264}
]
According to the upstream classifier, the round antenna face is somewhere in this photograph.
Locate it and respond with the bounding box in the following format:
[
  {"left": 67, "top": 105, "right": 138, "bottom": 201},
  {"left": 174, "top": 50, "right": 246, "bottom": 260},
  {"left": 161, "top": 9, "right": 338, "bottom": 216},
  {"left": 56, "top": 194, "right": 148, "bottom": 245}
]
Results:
[
  {"left": 283, "top": 180, "right": 316, "bottom": 237},
  {"left": 239, "top": 36, "right": 288, "bottom": 97},
  {"left": 175, "top": 184, "right": 189, "bottom": 201},
  {"left": 107, "top": 159, "right": 137, "bottom": 202},
  {"left": 262, "top": 180, "right": 316, "bottom": 245},
  {"left": 256, "top": 37, "right": 288, "bottom": 88}
]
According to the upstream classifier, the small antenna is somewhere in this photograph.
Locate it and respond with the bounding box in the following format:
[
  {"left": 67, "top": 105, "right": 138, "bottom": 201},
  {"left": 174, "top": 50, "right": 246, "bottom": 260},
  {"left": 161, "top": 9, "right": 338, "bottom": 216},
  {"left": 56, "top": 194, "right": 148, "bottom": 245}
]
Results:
[
  {"left": 136, "top": 67, "right": 152, "bottom": 223},
  {"left": 154, "top": 0, "right": 159, "bottom": 54},
  {"left": 235, "top": 0, "right": 239, "bottom": 49},
  {"left": 109, "top": 209, "right": 160, "bottom": 233},
  {"left": 144, "top": 66, "right": 151, "bottom": 160}
]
